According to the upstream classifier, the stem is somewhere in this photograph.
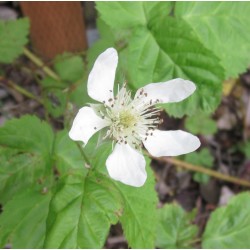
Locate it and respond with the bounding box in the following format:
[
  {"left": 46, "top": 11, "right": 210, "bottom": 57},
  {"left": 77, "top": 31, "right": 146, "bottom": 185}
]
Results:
[
  {"left": 23, "top": 47, "right": 60, "bottom": 81},
  {"left": 187, "top": 238, "right": 201, "bottom": 245},
  {"left": 76, "top": 142, "right": 91, "bottom": 166},
  {"left": 154, "top": 156, "right": 250, "bottom": 188},
  {"left": 0, "top": 78, "right": 43, "bottom": 104}
]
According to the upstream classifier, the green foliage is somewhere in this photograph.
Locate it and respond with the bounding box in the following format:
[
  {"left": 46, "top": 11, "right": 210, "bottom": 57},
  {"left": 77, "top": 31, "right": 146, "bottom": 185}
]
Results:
[
  {"left": 41, "top": 54, "right": 90, "bottom": 117},
  {"left": 96, "top": 2, "right": 250, "bottom": 117},
  {"left": 156, "top": 203, "right": 198, "bottom": 249},
  {"left": 185, "top": 148, "right": 214, "bottom": 184},
  {"left": 202, "top": 192, "right": 250, "bottom": 248},
  {"left": 54, "top": 54, "right": 85, "bottom": 82},
  {"left": 185, "top": 112, "right": 218, "bottom": 135},
  {"left": 0, "top": 116, "right": 54, "bottom": 204},
  {"left": 2, "top": 3, "right": 250, "bottom": 249},
  {"left": 53, "top": 130, "right": 87, "bottom": 174},
  {"left": 44, "top": 170, "right": 122, "bottom": 248},
  {"left": 118, "top": 159, "right": 157, "bottom": 248},
  {"left": 0, "top": 189, "right": 51, "bottom": 248},
  {"left": 0, "top": 116, "right": 158, "bottom": 248},
  {"left": 0, "top": 115, "right": 53, "bottom": 157},
  {"left": 85, "top": 139, "right": 158, "bottom": 248},
  {"left": 175, "top": 2, "right": 250, "bottom": 78},
  {"left": 0, "top": 148, "right": 49, "bottom": 204},
  {"left": 42, "top": 77, "right": 67, "bottom": 118},
  {"left": 0, "top": 18, "right": 29, "bottom": 63},
  {"left": 96, "top": 2, "right": 225, "bottom": 117}
]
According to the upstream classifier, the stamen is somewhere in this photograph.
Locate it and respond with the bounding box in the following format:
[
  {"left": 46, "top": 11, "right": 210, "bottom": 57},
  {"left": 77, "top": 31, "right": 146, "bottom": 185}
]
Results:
[{"left": 100, "top": 85, "right": 161, "bottom": 150}]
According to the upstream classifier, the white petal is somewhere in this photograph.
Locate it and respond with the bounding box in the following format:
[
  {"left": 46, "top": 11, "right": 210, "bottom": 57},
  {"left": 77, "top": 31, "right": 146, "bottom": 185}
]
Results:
[
  {"left": 135, "top": 78, "right": 196, "bottom": 104},
  {"left": 143, "top": 130, "right": 200, "bottom": 157},
  {"left": 69, "top": 107, "right": 109, "bottom": 145},
  {"left": 87, "top": 48, "right": 118, "bottom": 103},
  {"left": 106, "top": 144, "right": 147, "bottom": 187}
]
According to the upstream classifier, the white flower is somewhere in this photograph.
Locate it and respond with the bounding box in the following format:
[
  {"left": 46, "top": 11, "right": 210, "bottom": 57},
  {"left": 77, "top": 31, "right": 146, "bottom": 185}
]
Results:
[{"left": 69, "top": 48, "right": 200, "bottom": 187}]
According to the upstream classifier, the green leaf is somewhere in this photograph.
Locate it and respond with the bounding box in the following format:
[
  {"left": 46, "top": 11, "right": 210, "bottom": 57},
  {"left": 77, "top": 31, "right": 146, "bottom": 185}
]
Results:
[
  {"left": 0, "top": 115, "right": 54, "bottom": 158},
  {"left": 0, "top": 116, "right": 54, "bottom": 203},
  {"left": 0, "top": 147, "right": 51, "bottom": 204},
  {"left": 54, "top": 54, "right": 85, "bottom": 83},
  {"left": 42, "top": 54, "right": 88, "bottom": 116},
  {"left": 96, "top": 2, "right": 172, "bottom": 29},
  {"left": 96, "top": 2, "right": 225, "bottom": 116},
  {"left": 68, "top": 78, "right": 93, "bottom": 107},
  {"left": 127, "top": 17, "right": 224, "bottom": 117},
  {"left": 96, "top": 2, "right": 147, "bottom": 29},
  {"left": 185, "top": 112, "right": 217, "bottom": 135},
  {"left": 202, "top": 192, "right": 250, "bottom": 248},
  {"left": 118, "top": 157, "right": 157, "bottom": 248},
  {"left": 184, "top": 148, "right": 214, "bottom": 184},
  {"left": 41, "top": 77, "right": 67, "bottom": 118},
  {"left": 44, "top": 169, "right": 123, "bottom": 248},
  {"left": 156, "top": 203, "right": 198, "bottom": 249},
  {"left": 0, "top": 18, "right": 29, "bottom": 63},
  {"left": 82, "top": 136, "right": 158, "bottom": 248},
  {"left": 53, "top": 130, "right": 88, "bottom": 175},
  {"left": 175, "top": 2, "right": 250, "bottom": 78},
  {"left": 0, "top": 189, "right": 51, "bottom": 248}
]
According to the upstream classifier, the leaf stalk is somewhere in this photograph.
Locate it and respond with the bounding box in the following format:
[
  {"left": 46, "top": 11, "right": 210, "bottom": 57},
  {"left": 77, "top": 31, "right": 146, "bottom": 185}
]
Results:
[{"left": 153, "top": 156, "right": 250, "bottom": 188}]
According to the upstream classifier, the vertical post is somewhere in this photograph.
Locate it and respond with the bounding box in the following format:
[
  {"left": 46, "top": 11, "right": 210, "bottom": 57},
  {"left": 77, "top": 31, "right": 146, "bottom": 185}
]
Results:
[{"left": 20, "top": 2, "right": 88, "bottom": 60}]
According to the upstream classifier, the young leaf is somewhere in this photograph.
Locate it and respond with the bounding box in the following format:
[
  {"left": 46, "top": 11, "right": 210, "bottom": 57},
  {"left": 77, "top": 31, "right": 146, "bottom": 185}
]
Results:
[
  {"left": 156, "top": 203, "right": 198, "bottom": 249},
  {"left": 175, "top": 2, "right": 250, "bottom": 78},
  {"left": 44, "top": 170, "right": 123, "bottom": 248},
  {"left": 185, "top": 112, "right": 217, "bottom": 135},
  {"left": 0, "top": 18, "right": 29, "bottom": 63},
  {"left": 54, "top": 54, "right": 85, "bottom": 83},
  {"left": 118, "top": 157, "right": 158, "bottom": 248},
  {"left": 0, "top": 189, "right": 51, "bottom": 248},
  {"left": 184, "top": 148, "right": 214, "bottom": 184},
  {"left": 202, "top": 192, "right": 250, "bottom": 248}
]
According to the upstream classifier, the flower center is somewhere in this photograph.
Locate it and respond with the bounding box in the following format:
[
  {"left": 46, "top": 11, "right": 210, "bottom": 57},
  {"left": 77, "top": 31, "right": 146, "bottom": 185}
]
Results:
[
  {"left": 98, "top": 84, "right": 162, "bottom": 149},
  {"left": 119, "top": 110, "right": 137, "bottom": 128}
]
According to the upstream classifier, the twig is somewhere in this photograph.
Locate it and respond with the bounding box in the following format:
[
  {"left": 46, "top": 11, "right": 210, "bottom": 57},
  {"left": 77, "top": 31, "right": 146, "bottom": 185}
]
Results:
[
  {"left": 153, "top": 156, "right": 250, "bottom": 188},
  {"left": 0, "top": 77, "right": 43, "bottom": 104},
  {"left": 23, "top": 47, "right": 60, "bottom": 81},
  {"left": 75, "top": 142, "right": 91, "bottom": 166}
]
